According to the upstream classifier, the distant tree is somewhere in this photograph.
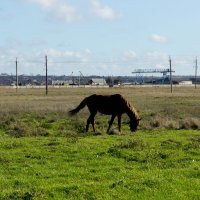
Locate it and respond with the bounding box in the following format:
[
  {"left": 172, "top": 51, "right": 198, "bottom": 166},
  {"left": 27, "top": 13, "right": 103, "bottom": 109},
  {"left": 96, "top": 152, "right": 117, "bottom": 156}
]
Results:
[
  {"left": 114, "top": 76, "right": 122, "bottom": 85},
  {"left": 105, "top": 77, "right": 113, "bottom": 85}
]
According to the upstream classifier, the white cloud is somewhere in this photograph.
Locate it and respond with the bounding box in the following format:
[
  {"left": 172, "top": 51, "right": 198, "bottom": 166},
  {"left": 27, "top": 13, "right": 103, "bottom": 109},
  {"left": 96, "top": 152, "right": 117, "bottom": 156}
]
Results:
[
  {"left": 90, "top": 0, "right": 121, "bottom": 20},
  {"left": 142, "top": 51, "right": 168, "bottom": 69},
  {"left": 151, "top": 34, "right": 168, "bottom": 43},
  {"left": 145, "top": 51, "right": 168, "bottom": 61},
  {"left": 24, "top": 0, "right": 82, "bottom": 22},
  {"left": 0, "top": 47, "right": 196, "bottom": 76},
  {"left": 123, "top": 50, "right": 137, "bottom": 60},
  {"left": 0, "top": 10, "right": 14, "bottom": 21},
  {"left": 23, "top": 0, "right": 122, "bottom": 22},
  {"left": 45, "top": 48, "right": 92, "bottom": 62},
  {"left": 0, "top": 47, "right": 93, "bottom": 75}
]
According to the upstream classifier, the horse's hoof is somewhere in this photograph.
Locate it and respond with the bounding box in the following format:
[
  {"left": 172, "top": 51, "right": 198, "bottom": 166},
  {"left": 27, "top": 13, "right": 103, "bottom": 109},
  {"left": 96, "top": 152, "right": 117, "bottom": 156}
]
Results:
[
  {"left": 93, "top": 131, "right": 102, "bottom": 136},
  {"left": 108, "top": 129, "right": 121, "bottom": 135}
]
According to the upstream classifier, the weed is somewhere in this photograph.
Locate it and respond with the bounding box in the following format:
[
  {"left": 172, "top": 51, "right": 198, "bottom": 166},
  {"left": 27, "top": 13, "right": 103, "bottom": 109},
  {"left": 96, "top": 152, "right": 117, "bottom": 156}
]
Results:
[
  {"left": 0, "top": 113, "right": 15, "bottom": 129},
  {"left": 126, "top": 154, "right": 142, "bottom": 162},
  {"left": 8, "top": 191, "right": 33, "bottom": 200},
  {"left": 70, "top": 118, "right": 86, "bottom": 134},
  {"left": 183, "top": 141, "right": 200, "bottom": 150},
  {"left": 161, "top": 139, "right": 182, "bottom": 149},
  {"left": 116, "top": 139, "right": 146, "bottom": 150},
  {"left": 47, "top": 141, "right": 60, "bottom": 146},
  {"left": 31, "top": 127, "right": 49, "bottom": 137},
  {"left": 60, "top": 185, "right": 79, "bottom": 195},
  {"left": 0, "top": 155, "right": 10, "bottom": 164},
  {"left": 67, "top": 137, "right": 79, "bottom": 143},
  {"left": 110, "top": 180, "right": 124, "bottom": 189},
  {"left": 83, "top": 191, "right": 96, "bottom": 200},
  {"left": 142, "top": 179, "right": 158, "bottom": 189},
  {"left": 107, "top": 147, "right": 123, "bottom": 158},
  {"left": 2, "top": 140, "right": 23, "bottom": 149}
]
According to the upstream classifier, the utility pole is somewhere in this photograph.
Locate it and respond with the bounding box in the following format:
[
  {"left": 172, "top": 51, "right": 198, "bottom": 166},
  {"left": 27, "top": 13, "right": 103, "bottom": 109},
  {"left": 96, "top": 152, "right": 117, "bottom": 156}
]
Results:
[
  {"left": 79, "top": 71, "right": 81, "bottom": 86},
  {"left": 45, "top": 55, "right": 48, "bottom": 95},
  {"left": 16, "top": 57, "right": 18, "bottom": 92},
  {"left": 169, "top": 56, "right": 173, "bottom": 93},
  {"left": 195, "top": 56, "right": 198, "bottom": 89}
]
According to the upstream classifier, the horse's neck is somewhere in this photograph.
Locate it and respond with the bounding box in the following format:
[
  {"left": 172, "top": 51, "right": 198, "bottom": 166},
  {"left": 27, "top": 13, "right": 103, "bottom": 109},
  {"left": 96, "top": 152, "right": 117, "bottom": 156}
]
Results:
[{"left": 126, "top": 107, "right": 136, "bottom": 120}]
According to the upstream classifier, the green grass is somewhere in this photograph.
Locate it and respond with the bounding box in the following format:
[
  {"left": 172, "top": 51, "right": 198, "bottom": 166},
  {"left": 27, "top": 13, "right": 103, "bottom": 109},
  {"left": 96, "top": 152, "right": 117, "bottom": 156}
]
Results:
[
  {"left": 0, "top": 86, "right": 199, "bottom": 199},
  {"left": 0, "top": 130, "right": 199, "bottom": 199}
]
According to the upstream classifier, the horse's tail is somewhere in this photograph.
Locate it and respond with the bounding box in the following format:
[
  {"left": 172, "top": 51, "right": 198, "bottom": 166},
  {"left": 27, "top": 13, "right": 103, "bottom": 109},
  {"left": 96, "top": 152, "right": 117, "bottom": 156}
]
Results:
[{"left": 68, "top": 97, "right": 88, "bottom": 116}]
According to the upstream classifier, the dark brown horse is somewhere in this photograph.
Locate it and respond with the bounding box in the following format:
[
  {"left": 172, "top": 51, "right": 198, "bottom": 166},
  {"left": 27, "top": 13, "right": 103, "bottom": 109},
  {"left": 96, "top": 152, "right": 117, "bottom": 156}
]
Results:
[{"left": 69, "top": 94, "right": 141, "bottom": 133}]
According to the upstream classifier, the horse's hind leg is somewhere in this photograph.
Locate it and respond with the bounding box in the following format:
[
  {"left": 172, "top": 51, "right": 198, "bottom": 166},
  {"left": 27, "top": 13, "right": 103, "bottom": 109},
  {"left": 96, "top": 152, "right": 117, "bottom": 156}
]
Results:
[
  {"left": 91, "top": 115, "right": 96, "bottom": 132},
  {"left": 107, "top": 115, "right": 116, "bottom": 133},
  {"left": 117, "top": 114, "right": 122, "bottom": 132},
  {"left": 86, "top": 113, "right": 96, "bottom": 132},
  {"left": 86, "top": 115, "right": 92, "bottom": 132}
]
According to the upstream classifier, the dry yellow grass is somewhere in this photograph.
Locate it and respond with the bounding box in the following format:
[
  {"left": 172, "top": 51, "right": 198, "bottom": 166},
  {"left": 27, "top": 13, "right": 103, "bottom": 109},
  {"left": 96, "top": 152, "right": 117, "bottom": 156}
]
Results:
[{"left": 0, "top": 86, "right": 199, "bottom": 130}]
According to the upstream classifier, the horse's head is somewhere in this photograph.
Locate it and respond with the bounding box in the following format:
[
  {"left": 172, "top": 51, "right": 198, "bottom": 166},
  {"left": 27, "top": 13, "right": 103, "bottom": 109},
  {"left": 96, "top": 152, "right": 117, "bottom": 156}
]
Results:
[
  {"left": 125, "top": 103, "right": 141, "bottom": 132},
  {"left": 130, "top": 118, "right": 141, "bottom": 132}
]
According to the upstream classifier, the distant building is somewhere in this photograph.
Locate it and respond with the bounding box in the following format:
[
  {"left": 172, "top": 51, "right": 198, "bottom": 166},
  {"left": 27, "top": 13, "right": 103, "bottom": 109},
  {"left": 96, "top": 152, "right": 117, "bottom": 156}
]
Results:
[
  {"left": 179, "top": 81, "right": 193, "bottom": 85},
  {"left": 88, "top": 78, "right": 107, "bottom": 86},
  {"left": 52, "top": 80, "right": 69, "bottom": 86},
  {"left": 0, "top": 73, "right": 9, "bottom": 76}
]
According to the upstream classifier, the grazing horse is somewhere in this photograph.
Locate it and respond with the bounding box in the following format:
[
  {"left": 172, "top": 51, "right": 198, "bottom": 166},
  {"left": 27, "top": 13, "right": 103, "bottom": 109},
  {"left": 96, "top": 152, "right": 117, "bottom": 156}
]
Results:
[{"left": 69, "top": 94, "right": 141, "bottom": 133}]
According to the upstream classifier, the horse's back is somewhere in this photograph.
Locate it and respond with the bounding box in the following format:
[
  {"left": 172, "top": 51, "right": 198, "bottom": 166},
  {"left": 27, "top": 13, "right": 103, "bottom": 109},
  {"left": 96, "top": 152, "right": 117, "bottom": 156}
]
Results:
[{"left": 86, "top": 94, "right": 127, "bottom": 114}]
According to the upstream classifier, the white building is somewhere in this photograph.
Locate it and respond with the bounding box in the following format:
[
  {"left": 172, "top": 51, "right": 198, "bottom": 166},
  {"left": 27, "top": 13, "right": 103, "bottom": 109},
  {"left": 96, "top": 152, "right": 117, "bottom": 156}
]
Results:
[
  {"left": 88, "top": 78, "right": 107, "bottom": 85},
  {"left": 179, "top": 81, "right": 193, "bottom": 85}
]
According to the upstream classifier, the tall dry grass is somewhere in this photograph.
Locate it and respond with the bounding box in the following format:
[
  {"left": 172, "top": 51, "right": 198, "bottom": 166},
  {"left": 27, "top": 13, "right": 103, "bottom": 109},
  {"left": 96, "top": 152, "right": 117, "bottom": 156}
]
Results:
[{"left": 0, "top": 86, "right": 199, "bottom": 133}]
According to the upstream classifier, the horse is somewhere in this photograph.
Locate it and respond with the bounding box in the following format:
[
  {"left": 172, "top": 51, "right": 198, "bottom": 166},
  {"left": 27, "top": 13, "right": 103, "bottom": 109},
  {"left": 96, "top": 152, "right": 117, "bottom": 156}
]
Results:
[{"left": 69, "top": 94, "right": 141, "bottom": 133}]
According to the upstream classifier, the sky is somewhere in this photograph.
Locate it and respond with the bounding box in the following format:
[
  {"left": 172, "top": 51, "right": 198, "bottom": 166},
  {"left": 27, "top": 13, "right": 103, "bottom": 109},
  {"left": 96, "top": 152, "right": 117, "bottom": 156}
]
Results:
[{"left": 0, "top": 0, "right": 200, "bottom": 76}]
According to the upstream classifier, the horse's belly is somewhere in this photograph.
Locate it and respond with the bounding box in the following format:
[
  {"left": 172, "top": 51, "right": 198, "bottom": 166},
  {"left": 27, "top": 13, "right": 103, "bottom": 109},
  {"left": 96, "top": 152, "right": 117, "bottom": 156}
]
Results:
[{"left": 98, "top": 106, "right": 116, "bottom": 115}]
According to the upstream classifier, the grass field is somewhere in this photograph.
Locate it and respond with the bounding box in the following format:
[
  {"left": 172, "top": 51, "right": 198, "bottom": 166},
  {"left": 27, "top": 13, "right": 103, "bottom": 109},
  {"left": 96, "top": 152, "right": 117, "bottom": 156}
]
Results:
[{"left": 0, "top": 86, "right": 199, "bottom": 199}]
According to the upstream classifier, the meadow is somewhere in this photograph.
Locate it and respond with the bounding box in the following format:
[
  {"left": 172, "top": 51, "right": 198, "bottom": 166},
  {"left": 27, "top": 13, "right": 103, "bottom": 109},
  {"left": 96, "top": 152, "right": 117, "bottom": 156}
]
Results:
[{"left": 0, "top": 86, "right": 199, "bottom": 199}]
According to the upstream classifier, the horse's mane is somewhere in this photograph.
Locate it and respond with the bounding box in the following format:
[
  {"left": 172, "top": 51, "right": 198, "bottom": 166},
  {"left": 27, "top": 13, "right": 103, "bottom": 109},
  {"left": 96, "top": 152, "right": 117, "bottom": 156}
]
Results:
[{"left": 122, "top": 96, "right": 139, "bottom": 120}]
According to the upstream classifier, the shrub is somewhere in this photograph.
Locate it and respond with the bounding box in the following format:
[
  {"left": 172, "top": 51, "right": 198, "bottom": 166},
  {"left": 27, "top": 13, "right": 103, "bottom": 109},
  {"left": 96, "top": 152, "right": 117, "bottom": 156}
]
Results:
[
  {"left": 150, "top": 120, "right": 160, "bottom": 128},
  {"left": 31, "top": 127, "right": 49, "bottom": 137},
  {"left": 7, "top": 121, "right": 28, "bottom": 137},
  {"left": 179, "top": 118, "right": 200, "bottom": 130},
  {"left": 0, "top": 113, "right": 15, "bottom": 129}
]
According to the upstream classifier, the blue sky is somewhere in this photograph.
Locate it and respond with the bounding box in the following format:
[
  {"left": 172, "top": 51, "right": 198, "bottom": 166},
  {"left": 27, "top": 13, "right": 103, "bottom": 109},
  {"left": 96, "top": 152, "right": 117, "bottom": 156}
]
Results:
[{"left": 0, "top": 0, "right": 200, "bottom": 76}]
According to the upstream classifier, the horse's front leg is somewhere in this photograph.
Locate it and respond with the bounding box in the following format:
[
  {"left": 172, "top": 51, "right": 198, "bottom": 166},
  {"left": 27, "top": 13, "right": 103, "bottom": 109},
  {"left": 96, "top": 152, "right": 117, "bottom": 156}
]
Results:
[
  {"left": 107, "top": 115, "right": 116, "bottom": 133},
  {"left": 117, "top": 114, "right": 122, "bottom": 132}
]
